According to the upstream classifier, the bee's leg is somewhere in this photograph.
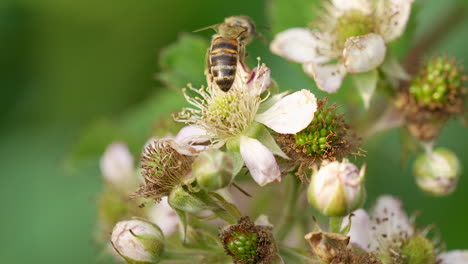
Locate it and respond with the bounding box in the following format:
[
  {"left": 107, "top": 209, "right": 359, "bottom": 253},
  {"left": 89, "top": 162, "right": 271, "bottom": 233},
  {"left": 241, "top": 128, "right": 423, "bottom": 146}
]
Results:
[
  {"left": 238, "top": 42, "right": 250, "bottom": 72},
  {"left": 204, "top": 47, "right": 214, "bottom": 84}
]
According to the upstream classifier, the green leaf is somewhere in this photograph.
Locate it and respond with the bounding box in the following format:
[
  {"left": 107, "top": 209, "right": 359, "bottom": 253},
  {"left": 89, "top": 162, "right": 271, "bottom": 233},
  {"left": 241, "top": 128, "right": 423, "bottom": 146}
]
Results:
[
  {"left": 156, "top": 33, "right": 209, "bottom": 89},
  {"left": 352, "top": 70, "right": 378, "bottom": 109},
  {"left": 267, "top": 0, "right": 318, "bottom": 34},
  {"left": 226, "top": 139, "right": 245, "bottom": 177},
  {"left": 256, "top": 124, "right": 289, "bottom": 159}
]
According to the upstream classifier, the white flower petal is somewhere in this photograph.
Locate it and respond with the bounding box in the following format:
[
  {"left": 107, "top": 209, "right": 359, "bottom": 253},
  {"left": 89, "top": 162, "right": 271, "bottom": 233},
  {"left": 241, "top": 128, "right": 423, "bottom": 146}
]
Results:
[
  {"left": 247, "top": 64, "right": 271, "bottom": 95},
  {"left": 342, "top": 209, "right": 374, "bottom": 250},
  {"left": 332, "top": 0, "right": 373, "bottom": 15},
  {"left": 371, "top": 195, "right": 414, "bottom": 238},
  {"left": 239, "top": 136, "right": 281, "bottom": 186},
  {"left": 100, "top": 142, "right": 134, "bottom": 186},
  {"left": 303, "top": 62, "right": 346, "bottom": 93},
  {"left": 270, "top": 28, "right": 331, "bottom": 63},
  {"left": 175, "top": 125, "right": 209, "bottom": 151},
  {"left": 343, "top": 33, "right": 386, "bottom": 73},
  {"left": 255, "top": 89, "right": 317, "bottom": 134},
  {"left": 376, "top": 0, "right": 414, "bottom": 42},
  {"left": 437, "top": 250, "right": 468, "bottom": 264},
  {"left": 352, "top": 70, "right": 378, "bottom": 109},
  {"left": 146, "top": 197, "right": 179, "bottom": 236}
]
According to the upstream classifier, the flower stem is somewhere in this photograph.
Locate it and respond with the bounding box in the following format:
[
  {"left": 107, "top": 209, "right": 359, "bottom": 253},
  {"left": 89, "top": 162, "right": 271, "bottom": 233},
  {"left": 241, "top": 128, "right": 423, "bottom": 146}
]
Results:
[
  {"left": 329, "top": 216, "right": 343, "bottom": 233},
  {"left": 275, "top": 175, "right": 301, "bottom": 241}
]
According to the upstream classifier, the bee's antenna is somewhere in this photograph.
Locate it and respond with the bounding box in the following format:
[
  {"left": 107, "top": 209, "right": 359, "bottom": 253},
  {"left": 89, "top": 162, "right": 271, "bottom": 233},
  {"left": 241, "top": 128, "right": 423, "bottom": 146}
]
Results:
[
  {"left": 193, "top": 23, "right": 221, "bottom": 33},
  {"left": 257, "top": 24, "right": 271, "bottom": 31},
  {"left": 256, "top": 32, "right": 267, "bottom": 44}
]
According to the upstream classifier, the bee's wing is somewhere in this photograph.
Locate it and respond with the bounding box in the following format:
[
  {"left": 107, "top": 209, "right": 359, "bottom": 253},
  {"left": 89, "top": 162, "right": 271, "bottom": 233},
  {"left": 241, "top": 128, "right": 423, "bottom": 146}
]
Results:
[{"left": 193, "top": 23, "right": 221, "bottom": 33}]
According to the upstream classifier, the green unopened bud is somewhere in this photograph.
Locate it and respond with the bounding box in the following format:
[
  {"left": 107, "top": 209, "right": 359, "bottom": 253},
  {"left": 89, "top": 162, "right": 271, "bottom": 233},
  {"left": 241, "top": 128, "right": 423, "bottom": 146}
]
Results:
[
  {"left": 167, "top": 185, "right": 207, "bottom": 214},
  {"left": 111, "top": 219, "right": 165, "bottom": 264},
  {"left": 401, "top": 235, "right": 435, "bottom": 264},
  {"left": 413, "top": 148, "right": 461, "bottom": 196},
  {"left": 193, "top": 149, "right": 234, "bottom": 191},
  {"left": 220, "top": 216, "right": 277, "bottom": 264},
  {"left": 308, "top": 159, "right": 366, "bottom": 217}
]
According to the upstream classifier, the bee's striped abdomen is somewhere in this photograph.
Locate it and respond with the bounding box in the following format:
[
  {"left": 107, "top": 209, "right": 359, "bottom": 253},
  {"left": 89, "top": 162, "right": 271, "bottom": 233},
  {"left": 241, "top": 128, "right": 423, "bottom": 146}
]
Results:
[{"left": 209, "top": 37, "right": 239, "bottom": 92}]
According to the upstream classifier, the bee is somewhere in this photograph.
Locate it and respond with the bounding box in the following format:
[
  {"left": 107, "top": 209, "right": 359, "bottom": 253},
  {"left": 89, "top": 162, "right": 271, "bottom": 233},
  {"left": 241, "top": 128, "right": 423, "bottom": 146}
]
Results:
[{"left": 195, "top": 16, "right": 258, "bottom": 92}]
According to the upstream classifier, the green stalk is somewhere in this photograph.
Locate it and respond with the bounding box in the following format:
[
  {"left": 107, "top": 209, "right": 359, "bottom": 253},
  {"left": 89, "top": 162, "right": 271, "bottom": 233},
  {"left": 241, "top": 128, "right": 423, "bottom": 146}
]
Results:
[
  {"left": 329, "top": 216, "right": 343, "bottom": 233},
  {"left": 274, "top": 175, "right": 300, "bottom": 241}
]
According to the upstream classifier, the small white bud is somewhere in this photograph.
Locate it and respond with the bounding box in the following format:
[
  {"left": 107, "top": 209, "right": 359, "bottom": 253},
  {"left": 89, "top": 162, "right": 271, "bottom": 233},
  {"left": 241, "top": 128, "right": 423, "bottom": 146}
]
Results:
[
  {"left": 193, "top": 149, "right": 234, "bottom": 191},
  {"left": 413, "top": 148, "right": 461, "bottom": 196},
  {"left": 100, "top": 142, "right": 135, "bottom": 190},
  {"left": 308, "top": 160, "right": 366, "bottom": 217},
  {"left": 111, "top": 219, "right": 165, "bottom": 264}
]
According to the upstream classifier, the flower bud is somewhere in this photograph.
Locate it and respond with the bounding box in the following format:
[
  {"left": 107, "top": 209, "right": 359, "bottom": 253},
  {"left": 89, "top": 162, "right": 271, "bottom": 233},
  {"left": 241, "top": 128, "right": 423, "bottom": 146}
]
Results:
[
  {"left": 111, "top": 219, "right": 165, "bottom": 264},
  {"left": 308, "top": 159, "right": 366, "bottom": 217},
  {"left": 168, "top": 185, "right": 207, "bottom": 214},
  {"left": 193, "top": 149, "right": 234, "bottom": 191},
  {"left": 413, "top": 148, "right": 461, "bottom": 196},
  {"left": 100, "top": 142, "right": 136, "bottom": 191}
]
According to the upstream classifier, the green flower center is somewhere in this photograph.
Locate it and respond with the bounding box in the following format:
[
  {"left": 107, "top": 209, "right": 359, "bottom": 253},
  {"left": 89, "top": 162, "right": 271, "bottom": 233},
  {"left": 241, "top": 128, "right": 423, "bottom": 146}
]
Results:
[
  {"left": 294, "top": 107, "right": 337, "bottom": 155},
  {"left": 410, "top": 57, "right": 463, "bottom": 105},
  {"left": 334, "top": 10, "right": 374, "bottom": 49},
  {"left": 227, "top": 231, "right": 259, "bottom": 264},
  {"left": 207, "top": 94, "right": 239, "bottom": 120},
  {"left": 400, "top": 235, "right": 435, "bottom": 264}
]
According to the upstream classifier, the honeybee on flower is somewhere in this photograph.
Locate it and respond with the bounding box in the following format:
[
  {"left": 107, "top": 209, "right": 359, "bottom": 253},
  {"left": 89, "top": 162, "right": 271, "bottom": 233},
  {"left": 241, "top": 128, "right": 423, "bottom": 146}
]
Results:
[{"left": 176, "top": 60, "right": 318, "bottom": 186}]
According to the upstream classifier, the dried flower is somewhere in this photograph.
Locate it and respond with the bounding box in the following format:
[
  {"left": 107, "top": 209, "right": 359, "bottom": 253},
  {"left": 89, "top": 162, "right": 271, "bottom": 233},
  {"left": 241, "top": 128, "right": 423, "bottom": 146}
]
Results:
[
  {"left": 305, "top": 232, "right": 382, "bottom": 264},
  {"left": 135, "top": 138, "right": 194, "bottom": 203}
]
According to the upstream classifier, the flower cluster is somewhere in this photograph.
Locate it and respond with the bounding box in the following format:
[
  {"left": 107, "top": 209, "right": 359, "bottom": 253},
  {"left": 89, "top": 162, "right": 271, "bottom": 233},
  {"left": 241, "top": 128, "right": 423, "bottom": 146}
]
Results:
[{"left": 91, "top": 2, "right": 468, "bottom": 263}]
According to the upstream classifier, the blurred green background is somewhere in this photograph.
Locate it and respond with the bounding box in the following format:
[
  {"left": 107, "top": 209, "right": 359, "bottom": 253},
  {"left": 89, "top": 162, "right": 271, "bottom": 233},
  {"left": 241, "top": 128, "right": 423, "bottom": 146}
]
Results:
[{"left": 0, "top": 0, "right": 467, "bottom": 263}]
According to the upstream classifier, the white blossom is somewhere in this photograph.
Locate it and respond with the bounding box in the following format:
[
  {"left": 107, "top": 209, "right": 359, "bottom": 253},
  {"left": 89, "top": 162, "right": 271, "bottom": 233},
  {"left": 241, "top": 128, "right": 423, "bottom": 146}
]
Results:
[
  {"left": 270, "top": 0, "right": 413, "bottom": 105},
  {"left": 343, "top": 195, "right": 466, "bottom": 263}
]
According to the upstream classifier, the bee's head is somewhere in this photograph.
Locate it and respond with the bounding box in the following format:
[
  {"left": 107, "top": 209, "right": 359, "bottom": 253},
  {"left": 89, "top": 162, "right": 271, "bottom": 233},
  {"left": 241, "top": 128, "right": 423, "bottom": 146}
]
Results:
[{"left": 219, "top": 16, "right": 257, "bottom": 43}]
